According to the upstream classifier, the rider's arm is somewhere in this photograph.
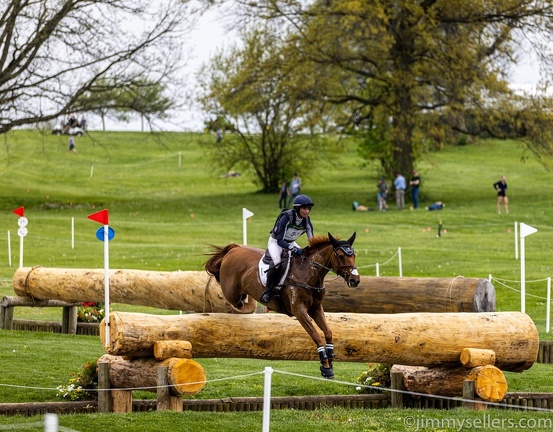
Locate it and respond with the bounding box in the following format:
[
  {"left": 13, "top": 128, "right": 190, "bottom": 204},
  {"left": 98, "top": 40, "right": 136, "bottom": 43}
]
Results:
[{"left": 275, "top": 214, "right": 293, "bottom": 250}]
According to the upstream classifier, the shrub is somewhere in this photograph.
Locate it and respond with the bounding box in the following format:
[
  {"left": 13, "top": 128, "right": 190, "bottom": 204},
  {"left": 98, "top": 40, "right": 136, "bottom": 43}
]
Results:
[
  {"left": 77, "top": 302, "right": 105, "bottom": 323},
  {"left": 56, "top": 360, "right": 98, "bottom": 401},
  {"left": 356, "top": 363, "right": 391, "bottom": 394}
]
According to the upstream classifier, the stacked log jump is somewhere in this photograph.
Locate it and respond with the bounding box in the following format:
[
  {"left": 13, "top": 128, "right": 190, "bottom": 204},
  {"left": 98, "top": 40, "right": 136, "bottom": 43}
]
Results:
[
  {"left": 101, "top": 311, "right": 537, "bottom": 370},
  {"left": 100, "top": 311, "right": 537, "bottom": 403},
  {"left": 12, "top": 267, "right": 495, "bottom": 313}
]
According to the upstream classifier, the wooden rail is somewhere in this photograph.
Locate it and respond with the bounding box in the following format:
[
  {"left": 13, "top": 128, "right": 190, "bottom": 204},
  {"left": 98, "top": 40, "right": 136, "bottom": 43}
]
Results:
[{"left": 0, "top": 296, "right": 80, "bottom": 334}]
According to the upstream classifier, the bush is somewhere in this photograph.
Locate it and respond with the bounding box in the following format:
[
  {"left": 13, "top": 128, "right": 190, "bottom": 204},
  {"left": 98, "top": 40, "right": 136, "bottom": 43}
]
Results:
[
  {"left": 356, "top": 363, "right": 391, "bottom": 394},
  {"left": 77, "top": 302, "right": 105, "bottom": 323},
  {"left": 56, "top": 360, "right": 99, "bottom": 401}
]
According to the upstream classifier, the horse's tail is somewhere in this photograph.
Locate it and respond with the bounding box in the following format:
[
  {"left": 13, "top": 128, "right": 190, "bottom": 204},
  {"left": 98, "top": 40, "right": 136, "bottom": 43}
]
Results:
[{"left": 204, "top": 243, "right": 241, "bottom": 282}]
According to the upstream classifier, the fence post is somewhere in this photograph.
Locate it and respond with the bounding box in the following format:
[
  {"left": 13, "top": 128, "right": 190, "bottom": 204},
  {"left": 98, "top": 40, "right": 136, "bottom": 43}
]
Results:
[
  {"left": 157, "top": 366, "right": 170, "bottom": 411},
  {"left": 262, "top": 367, "right": 273, "bottom": 432},
  {"left": 98, "top": 361, "right": 112, "bottom": 413},
  {"left": 391, "top": 371, "right": 404, "bottom": 408}
]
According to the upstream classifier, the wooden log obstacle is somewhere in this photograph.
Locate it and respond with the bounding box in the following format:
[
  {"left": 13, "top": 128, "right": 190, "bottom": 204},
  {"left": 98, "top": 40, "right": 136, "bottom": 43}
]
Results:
[
  {"left": 101, "top": 311, "right": 538, "bottom": 372},
  {"left": 0, "top": 295, "right": 80, "bottom": 334},
  {"left": 13, "top": 267, "right": 495, "bottom": 313},
  {"left": 97, "top": 353, "right": 206, "bottom": 413}
]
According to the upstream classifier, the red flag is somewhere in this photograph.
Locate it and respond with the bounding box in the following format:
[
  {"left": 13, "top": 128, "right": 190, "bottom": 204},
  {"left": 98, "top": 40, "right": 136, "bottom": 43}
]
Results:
[
  {"left": 13, "top": 206, "right": 24, "bottom": 217},
  {"left": 88, "top": 209, "right": 109, "bottom": 225}
]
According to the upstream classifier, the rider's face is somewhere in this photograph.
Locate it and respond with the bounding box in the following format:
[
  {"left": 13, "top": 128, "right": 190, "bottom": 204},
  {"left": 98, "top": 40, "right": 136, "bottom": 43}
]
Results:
[{"left": 298, "top": 206, "right": 311, "bottom": 218}]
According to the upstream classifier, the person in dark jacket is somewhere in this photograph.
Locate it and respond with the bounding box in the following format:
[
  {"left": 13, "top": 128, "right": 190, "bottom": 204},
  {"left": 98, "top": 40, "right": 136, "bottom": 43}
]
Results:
[{"left": 493, "top": 175, "right": 508, "bottom": 214}]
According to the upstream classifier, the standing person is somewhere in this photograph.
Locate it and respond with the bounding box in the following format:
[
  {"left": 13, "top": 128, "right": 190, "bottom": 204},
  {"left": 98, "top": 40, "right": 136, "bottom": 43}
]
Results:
[
  {"left": 278, "top": 181, "right": 289, "bottom": 209},
  {"left": 287, "top": 173, "right": 302, "bottom": 208},
  {"left": 260, "top": 194, "right": 315, "bottom": 303},
  {"left": 394, "top": 172, "right": 406, "bottom": 210},
  {"left": 377, "top": 177, "right": 389, "bottom": 211},
  {"left": 410, "top": 170, "right": 421, "bottom": 209},
  {"left": 68, "top": 135, "right": 78, "bottom": 153},
  {"left": 493, "top": 175, "right": 509, "bottom": 214}
]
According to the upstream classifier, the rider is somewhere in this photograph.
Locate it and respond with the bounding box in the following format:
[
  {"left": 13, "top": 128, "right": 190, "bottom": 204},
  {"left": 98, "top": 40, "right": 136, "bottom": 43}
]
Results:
[{"left": 259, "top": 194, "right": 315, "bottom": 304}]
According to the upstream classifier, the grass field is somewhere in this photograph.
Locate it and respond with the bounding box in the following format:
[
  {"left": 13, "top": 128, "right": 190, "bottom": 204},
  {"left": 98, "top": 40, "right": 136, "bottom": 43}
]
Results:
[{"left": 0, "top": 130, "right": 552, "bottom": 430}]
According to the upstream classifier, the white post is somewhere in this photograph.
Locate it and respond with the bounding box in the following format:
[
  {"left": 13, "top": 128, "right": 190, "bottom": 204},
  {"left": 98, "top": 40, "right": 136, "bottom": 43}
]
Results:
[
  {"left": 19, "top": 235, "right": 23, "bottom": 268},
  {"left": 90, "top": 165, "right": 94, "bottom": 178},
  {"left": 7, "top": 230, "right": 11, "bottom": 267},
  {"left": 398, "top": 247, "right": 402, "bottom": 277},
  {"left": 520, "top": 234, "right": 526, "bottom": 314},
  {"left": 547, "top": 277, "right": 551, "bottom": 334},
  {"left": 178, "top": 152, "right": 182, "bottom": 168},
  {"left": 262, "top": 366, "right": 273, "bottom": 432},
  {"left": 519, "top": 223, "right": 538, "bottom": 314},
  {"left": 44, "top": 413, "right": 58, "bottom": 432},
  {"left": 242, "top": 208, "right": 254, "bottom": 245},
  {"left": 488, "top": 274, "right": 492, "bottom": 283},
  {"left": 514, "top": 221, "right": 518, "bottom": 260},
  {"left": 103, "top": 224, "right": 110, "bottom": 347},
  {"left": 71, "top": 217, "right": 75, "bottom": 249},
  {"left": 376, "top": 263, "right": 380, "bottom": 277}
]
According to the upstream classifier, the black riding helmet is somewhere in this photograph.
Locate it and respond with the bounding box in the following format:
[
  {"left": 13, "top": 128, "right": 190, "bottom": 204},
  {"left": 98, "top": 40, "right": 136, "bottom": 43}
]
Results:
[{"left": 293, "top": 194, "right": 314, "bottom": 208}]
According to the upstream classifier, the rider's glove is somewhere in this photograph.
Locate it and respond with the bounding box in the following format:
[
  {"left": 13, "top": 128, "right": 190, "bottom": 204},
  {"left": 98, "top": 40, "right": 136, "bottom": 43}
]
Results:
[{"left": 291, "top": 246, "right": 304, "bottom": 256}]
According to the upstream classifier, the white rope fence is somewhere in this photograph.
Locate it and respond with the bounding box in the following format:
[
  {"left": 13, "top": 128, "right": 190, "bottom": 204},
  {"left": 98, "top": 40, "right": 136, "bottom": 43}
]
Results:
[
  {"left": 1, "top": 365, "right": 552, "bottom": 432},
  {"left": 489, "top": 274, "right": 552, "bottom": 333}
]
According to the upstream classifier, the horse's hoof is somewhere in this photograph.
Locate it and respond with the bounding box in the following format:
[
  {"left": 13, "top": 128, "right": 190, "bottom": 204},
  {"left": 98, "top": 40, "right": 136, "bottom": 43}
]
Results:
[{"left": 320, "top": 366, "right": 335, "bottom": 379}]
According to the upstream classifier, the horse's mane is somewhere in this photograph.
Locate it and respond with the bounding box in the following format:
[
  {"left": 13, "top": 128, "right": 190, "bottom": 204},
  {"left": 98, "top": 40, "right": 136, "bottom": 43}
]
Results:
[{"left": 307, "top": 235, "right": 332, "bottom": 250}]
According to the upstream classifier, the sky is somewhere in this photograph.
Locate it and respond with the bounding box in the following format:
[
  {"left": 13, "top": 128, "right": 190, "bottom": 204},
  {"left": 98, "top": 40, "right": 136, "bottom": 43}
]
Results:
[
  {"left": 94, "top": 8, "right": 543, "bottom": 133},
  {"left": 95, "top": 8, "right": 233, "bottom": 133}
]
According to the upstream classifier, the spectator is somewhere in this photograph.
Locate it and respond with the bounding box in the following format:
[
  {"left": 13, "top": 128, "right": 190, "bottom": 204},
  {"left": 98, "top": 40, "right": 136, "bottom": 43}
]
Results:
[
  {"left": 68, "top": 135, "right": 78, "bottom": 153},
  {"left": 493, "top": 175, "right": 508, "bottom": 214},
  {"left": 426, "top": 201, "right": 445, "bottom": 211},
  {"left": 394, "top": 172, "right": 406, "bottom": 210},
  {"left": 287, "top": 173, "right": 302, "bottom": 208},
  {"left": 377, "top": 177, "right": 389, "bottom": 211},
  {"left": 410, "top": 170, "right": 421, "bottom": 209},
  {"left": 278, "top": 181, "right": 289, "bottom": 209}
]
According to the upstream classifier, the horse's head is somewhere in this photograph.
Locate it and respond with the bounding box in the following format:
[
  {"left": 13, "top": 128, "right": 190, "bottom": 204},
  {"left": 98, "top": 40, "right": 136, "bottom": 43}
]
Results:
[{"left": 328, "top": 232, "right": 360, "bottom": 288}]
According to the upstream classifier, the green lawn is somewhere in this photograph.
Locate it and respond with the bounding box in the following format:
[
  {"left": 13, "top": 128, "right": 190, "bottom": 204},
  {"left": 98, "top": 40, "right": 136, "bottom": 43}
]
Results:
[{"left": 0, "top": 130, "right": 552, "bottom": 430}]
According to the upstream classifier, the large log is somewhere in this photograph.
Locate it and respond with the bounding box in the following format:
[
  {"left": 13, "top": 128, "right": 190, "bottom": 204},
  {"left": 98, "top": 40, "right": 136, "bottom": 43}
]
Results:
[
  {"left": 323, "top": 276, "right": 495, "bottom": 313},
  {"left": 98, "top": 354, "right": 206, "bottom": 396},
  {"left": 391, "top": 364, "right": 508, "bottom": 402},
  {"left": 101, "top": 311, "right": 538, "bottom": 372},
  {"left": 13, "top": 267, "right": 494, "bottom": 313},
  {"left": 12, "top": 267, "right": 241, "bottom": 313}
]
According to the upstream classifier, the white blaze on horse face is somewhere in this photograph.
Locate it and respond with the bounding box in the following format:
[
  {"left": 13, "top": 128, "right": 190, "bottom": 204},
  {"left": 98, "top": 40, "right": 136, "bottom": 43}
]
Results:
[{"left": 351, "top": 268, "right": 359, "bottom": 276}]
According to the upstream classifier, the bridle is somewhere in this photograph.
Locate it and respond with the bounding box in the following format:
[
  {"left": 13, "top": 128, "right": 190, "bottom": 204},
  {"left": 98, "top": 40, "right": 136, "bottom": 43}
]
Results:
[{"left": 310, "top": 242, "right": 358, "bottom": 283}]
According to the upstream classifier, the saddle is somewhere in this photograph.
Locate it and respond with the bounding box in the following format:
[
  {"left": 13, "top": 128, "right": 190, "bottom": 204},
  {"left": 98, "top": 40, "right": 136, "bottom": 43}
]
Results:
[{"left": 258, "top": 249, "right": 291, "bottom": 290}]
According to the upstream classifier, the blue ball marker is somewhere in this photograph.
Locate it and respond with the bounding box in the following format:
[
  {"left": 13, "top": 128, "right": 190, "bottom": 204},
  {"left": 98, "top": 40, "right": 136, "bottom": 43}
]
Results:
[{"left": 96, "top": 226, "right": 115, "bottom": 241}]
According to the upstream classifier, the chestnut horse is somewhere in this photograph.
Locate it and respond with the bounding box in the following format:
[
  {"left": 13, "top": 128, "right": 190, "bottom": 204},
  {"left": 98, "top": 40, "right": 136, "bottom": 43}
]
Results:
[{"left": 204, "top": 232, "right": 359, "bottom": 379}]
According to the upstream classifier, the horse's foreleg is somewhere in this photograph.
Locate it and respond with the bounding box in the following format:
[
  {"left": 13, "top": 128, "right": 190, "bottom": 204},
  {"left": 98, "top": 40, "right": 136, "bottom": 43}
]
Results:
[
  {"left": 292, "top": 305, "right": 334, "bottom": 379},
  {"left": 310, "top": 306, "right": 334, "bottom": 368}
]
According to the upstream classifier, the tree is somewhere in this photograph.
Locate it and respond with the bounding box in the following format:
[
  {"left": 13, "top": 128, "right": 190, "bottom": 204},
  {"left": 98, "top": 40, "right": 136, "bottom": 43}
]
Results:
[
  {"left": 224, "top": 0, "right": 553, "bottom": 178},
  {"left": 74, "top": 77, "right": 175, "bottom": 132},
  {"left": 0, "top": 0, "right": 201, "bottom": 134},
  {"left": 197, "top": 24, "right": 339, "bottom": 192}
]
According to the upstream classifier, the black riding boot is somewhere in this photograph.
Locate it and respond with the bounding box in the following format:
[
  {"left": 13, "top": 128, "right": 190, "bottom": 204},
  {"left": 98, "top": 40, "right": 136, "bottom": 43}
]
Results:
[{"left": 260, "top": 267, "right": 279, "bottom": 303}]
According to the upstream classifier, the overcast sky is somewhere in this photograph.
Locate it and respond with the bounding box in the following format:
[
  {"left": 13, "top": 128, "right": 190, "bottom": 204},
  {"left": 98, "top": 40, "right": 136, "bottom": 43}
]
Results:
[{"left": 96, "top": 8, "right": 543, "bottom": 133}]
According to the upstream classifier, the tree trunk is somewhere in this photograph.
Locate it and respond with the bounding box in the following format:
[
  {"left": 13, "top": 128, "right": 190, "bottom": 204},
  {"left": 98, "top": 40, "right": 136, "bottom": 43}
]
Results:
[
  {"left": 391, "top": 364, "right": 508, "bottom": 402},
  {"left": 12, "top": 267, "right": 493, "bottom": 314},
  {"left": 460, "top": 348, "right": 496, "bottom": 368},
  {"left": 12, "top": 267, "right": 242, "bottom": 313},
  {"left": 154, "top": 341, "right": 192, "bottom": 361},
  {"left": 98, "top": 354, "right": 205, "bottom": 396},
  {"left": 323, "top": 276, "right": 494, "bottom": 313},
  {"left": 101, "top": 311, "right": 538, "bottom": 372}
]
